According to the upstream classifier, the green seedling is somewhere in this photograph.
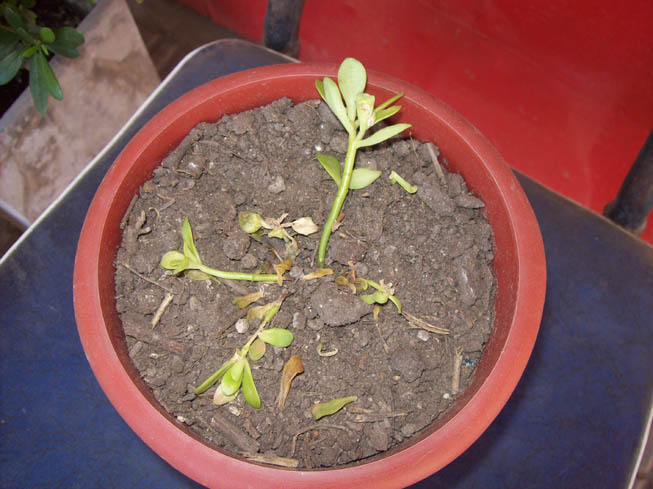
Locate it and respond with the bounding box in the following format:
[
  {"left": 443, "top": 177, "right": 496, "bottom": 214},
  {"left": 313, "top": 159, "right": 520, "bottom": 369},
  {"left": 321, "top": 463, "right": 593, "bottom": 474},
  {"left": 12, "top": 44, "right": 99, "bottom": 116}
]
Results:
[
  {"left": 194, "top": 294, "right": 293, "bottom": 409},
  {"left": 0, "top": 1, "right": 85, "bottom": 114},
  {"left": 360, "top": 279, "right": 402, "bottom": 313},
  {"left": 311, "top": 396, "right": 357, "bottom": 420},
  {"left": 315, "top": 57, "right": 411, "bottom": 267},
  {"left": 161, "top": 217, "right": 279, "bottom": 283},
  {"left": 389, "top": 170, "right": 418, "bottom": 193},
  {"left": 336, "top": 262, "right": 402, "bottom": 313}
]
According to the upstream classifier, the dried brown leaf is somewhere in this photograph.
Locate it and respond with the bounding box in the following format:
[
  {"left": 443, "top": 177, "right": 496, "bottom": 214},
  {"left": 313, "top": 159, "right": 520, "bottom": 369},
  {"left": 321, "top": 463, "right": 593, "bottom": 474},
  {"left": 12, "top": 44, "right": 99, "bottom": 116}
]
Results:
[
  {"left": 278, "top": 355, "right": 304, "bottom": 410},
  {"left": 302, "top": 268, "right": 333, "bottom": 281}
]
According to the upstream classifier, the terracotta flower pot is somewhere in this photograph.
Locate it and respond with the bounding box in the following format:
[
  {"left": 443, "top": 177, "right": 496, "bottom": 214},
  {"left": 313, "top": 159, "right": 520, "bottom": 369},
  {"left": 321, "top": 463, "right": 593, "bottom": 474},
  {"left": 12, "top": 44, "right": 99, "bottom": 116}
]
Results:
[{"left": 73, "top": 63, "right": 546, "bottom": 489}]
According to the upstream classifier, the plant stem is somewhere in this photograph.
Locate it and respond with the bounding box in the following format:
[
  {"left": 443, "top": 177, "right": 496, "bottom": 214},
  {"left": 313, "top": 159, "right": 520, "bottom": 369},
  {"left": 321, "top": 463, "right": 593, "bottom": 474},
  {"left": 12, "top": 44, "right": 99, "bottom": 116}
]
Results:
[
  {"left": 317, "top": 134, "right": 358, "bottom": 267},
  {"left": 196, "top": 264, "right": 278, "bottom": 283}
]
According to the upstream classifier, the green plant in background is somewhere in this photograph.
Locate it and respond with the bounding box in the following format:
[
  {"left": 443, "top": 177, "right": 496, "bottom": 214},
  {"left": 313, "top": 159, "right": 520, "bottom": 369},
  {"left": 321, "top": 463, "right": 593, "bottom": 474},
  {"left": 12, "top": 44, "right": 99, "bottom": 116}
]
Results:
[
  {"left": 194, "top": 294, "right": 294, "bottom": 408},
  {"left": 315, "top": 57, "right": 411, "bottom": 267},
  {"left": 0, "top": 0, "right": 85, "bottom": 114},
  {"left": 161, "top": 217, "right": 280, "bottom": 283}
]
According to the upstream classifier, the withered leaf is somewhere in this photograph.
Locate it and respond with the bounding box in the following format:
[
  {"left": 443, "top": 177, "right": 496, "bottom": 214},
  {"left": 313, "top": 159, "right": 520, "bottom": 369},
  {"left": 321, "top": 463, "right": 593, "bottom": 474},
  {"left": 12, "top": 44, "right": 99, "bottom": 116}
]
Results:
[
  {"left": 302, "top": 268, "right": 333, "bottom": 281},
  {"left": 232, "top": 291, "right": 264, "bottom": 309},
  {"left": 278, "top": 355, "right": 304, "bottom": 410}
]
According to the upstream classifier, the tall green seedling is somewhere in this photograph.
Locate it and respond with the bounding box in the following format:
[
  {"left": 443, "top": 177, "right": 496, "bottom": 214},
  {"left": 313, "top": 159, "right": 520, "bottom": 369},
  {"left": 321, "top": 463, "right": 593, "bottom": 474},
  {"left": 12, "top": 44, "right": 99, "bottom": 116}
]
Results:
[{"left": 315, "top": 57, "right": 411, "bottom": 267}]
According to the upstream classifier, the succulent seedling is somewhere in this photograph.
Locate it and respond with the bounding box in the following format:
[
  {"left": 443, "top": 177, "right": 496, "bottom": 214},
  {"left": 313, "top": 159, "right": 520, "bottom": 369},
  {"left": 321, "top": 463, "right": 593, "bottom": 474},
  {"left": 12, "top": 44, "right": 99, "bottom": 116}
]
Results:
[
  {"left": 315, "top": 57, "right": 411, "bottom": 267},
  {"left": 336, "top": 262, "right": 402, "bottom": 313},
  {"left": 194, "top": 294, "right": 294, "bottom": 408},
  {"left": 161, "top": 217, "right": 279, "bottom": 283}
]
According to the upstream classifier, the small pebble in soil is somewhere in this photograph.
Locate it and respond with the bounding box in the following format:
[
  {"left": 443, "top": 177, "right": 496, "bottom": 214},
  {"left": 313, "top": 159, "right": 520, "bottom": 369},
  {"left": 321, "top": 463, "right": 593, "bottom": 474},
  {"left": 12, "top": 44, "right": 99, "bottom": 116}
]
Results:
[
  {"left": 240, "top": 253, "right": 258, "bottom": 269},
  {"left": 267, "top": 176, "right": 286, "bottom": 194},
  {"left": 417, "top": 330, "right": 430, "bottom": 342},
  {"left": 235, "top": 318, "right": 249, "bottom": 334}
]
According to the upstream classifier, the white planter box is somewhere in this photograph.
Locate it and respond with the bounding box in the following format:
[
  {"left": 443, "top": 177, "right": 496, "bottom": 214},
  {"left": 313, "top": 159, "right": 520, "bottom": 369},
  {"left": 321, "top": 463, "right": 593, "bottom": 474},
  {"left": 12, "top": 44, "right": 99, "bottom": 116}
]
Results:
[{"left": 0, "top": 0, "right": 160, "bottom": 226}]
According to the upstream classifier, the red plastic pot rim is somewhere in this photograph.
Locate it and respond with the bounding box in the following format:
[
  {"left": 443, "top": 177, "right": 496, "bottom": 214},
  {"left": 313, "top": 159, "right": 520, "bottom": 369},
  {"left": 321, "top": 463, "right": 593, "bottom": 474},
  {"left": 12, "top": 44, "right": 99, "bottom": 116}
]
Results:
[{"left": 73, "top": 62, "right": 546, "bottom": 489}]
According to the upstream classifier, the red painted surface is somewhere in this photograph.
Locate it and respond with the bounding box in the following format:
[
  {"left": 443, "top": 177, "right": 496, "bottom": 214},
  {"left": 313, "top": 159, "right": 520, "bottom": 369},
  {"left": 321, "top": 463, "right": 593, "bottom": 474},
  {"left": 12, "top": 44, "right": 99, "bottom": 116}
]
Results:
[
  {"left": 74, "top": 63, "right": 545, "bottom": 487},
  {"left": 178, "top": 0, "right": 653, "bottom": 243}
]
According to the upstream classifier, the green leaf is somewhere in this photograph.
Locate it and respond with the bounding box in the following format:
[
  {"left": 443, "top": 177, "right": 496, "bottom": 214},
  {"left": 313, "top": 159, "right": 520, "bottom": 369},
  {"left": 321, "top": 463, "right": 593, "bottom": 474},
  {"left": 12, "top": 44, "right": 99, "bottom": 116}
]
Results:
[
  {"left": 194, "top": 358, "right": 236, "bottom": 395},
  {"left": 14, "top": 26, "right": 32, "bottom": 44},
  {"left": 48, "top": 28, "right": 84, "bottom": 59},
  {"left": 0, "top": 27, "right": 21, "bottom": 48},
  {"left": 337, "top": 57, "right": 366, "bottom": 121},
  {"left": 375, "top": 92, "right": 403, "bottom": 113},
  {"left": 323, "top": 76, "right": 353, "bottom": 134},
  {"left": 181, "top": 217, "right": 202, "bottom": 264},
  {"left": 22, "top": 44, "right": 37, "bottom": 57},
  {"left": 248, "top": 337, "right": 266, "bottom": 362},
  {"left": 355, "top": 92, "right": 375, "bottom": 132},
  {"left": 25, "top": 51, "right": 48, "bottom": 114},
  {"left": 316, "top": 153, "right": 341, "bottom": 185},
  {"left": 374, "top": 105, "right": 401, "bottom": 126},
  {"left": 361, "top": 289, "right": 389, "bottom": 305},
  {"left": 388, "top": 294, "right": 402, "bottom": 313},
  {"left": 160, "top": 250, "right": 188, "bottom": 274},
  {"left": 258, "top": 328, "right": 294, "bottom": 347},
  {"left": 39, "top": 27, "right": 55, "bottom": 44},
  {"left": 36, "top": 49, "right": 61, "bottom": 99},
  {"left": 22, "top": 0, "right": 37, "bottom": 9},
  {"left": 315, "top": 79, "right": 325, "bottom": 101},
  {"left": 349, "top": 168, "right": 381, "bottom": 190},
  {"left": 238, "top": 211, "right": 264, "bottom": 234},
  {"left": 357, "top": 123, "right": 411, "bottom": 148},
  {"left": 3, "top": 5, "right": 25, "bottom": 30},
  {"left": 311, "top": 396, "right": 357, "bottom": 420},
  {"left": 0, "top": 47, "right": 24, "bottom": 85},
  {"left": 389, "top": 170, "right": 418, "bottom": 193},
  {"left": 221, "top": 358, "right": 245, "bottom": 396},
  {"left": 241, "top": 360, "right": 261, "bottom": 408},
  {"left": 53, "top": 27, "right": 84, "bottom": 47}
]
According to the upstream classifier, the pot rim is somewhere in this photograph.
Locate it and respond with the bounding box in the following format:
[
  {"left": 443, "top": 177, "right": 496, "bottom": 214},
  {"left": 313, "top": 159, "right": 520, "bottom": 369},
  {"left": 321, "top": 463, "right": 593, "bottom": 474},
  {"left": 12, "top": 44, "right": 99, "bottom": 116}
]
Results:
[{"left": 73, "top": 62, "right": 546, "bottom": 489}]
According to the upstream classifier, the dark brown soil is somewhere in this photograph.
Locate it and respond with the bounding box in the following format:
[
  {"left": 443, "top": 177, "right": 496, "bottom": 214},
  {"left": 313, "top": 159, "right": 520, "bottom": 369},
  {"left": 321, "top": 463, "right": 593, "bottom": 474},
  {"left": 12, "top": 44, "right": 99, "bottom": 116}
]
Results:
[{"left": 114, "top": 97, "right": 495, "bottom": 469}]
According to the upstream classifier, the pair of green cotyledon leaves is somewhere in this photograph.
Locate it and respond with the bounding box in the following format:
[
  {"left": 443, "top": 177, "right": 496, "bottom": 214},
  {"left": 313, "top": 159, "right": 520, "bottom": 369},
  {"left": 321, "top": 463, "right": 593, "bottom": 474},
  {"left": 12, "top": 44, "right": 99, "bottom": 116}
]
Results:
[{"left": 314, "top": 57, "right": 411, "bottom": 191}]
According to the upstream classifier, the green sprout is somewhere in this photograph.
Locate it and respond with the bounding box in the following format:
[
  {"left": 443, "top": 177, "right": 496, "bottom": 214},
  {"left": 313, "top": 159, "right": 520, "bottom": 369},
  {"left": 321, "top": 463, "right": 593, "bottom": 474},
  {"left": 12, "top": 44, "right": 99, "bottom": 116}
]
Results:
[
  {"left": 336, "top": 262, "right": 402, "bottom": 313},
  {"left": 315, "top": 58, "right": 411, "bottom": 267},
  {"left": 194, "top": 294, "right": 293, "bottom": 409},
  {"left": 161, "top": 217, "right": 279, "bottom": 283},
  {"left": 389, "top": 170, "right": 418, "bottom": 193}
]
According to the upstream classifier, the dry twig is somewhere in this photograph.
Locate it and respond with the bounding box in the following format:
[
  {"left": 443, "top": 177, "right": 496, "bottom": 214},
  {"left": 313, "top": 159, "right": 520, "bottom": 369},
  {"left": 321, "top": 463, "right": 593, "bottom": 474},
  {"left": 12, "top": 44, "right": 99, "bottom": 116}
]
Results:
[
  {"left": 402, "top": 311, "right": 450, "bottom": 335},
  {"left": 239, "top": 452, "right": 299, "bottom": 468},
  {"left": 151, "top": 293, "right": 174, "bottom": 328}
]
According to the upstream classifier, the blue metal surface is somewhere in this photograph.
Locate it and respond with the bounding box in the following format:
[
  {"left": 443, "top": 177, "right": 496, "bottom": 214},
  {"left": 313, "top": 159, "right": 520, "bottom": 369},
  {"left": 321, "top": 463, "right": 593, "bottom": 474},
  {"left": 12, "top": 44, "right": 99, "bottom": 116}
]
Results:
[{"left": 1, "top": 40, "right": 651, "bottom": 489}]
